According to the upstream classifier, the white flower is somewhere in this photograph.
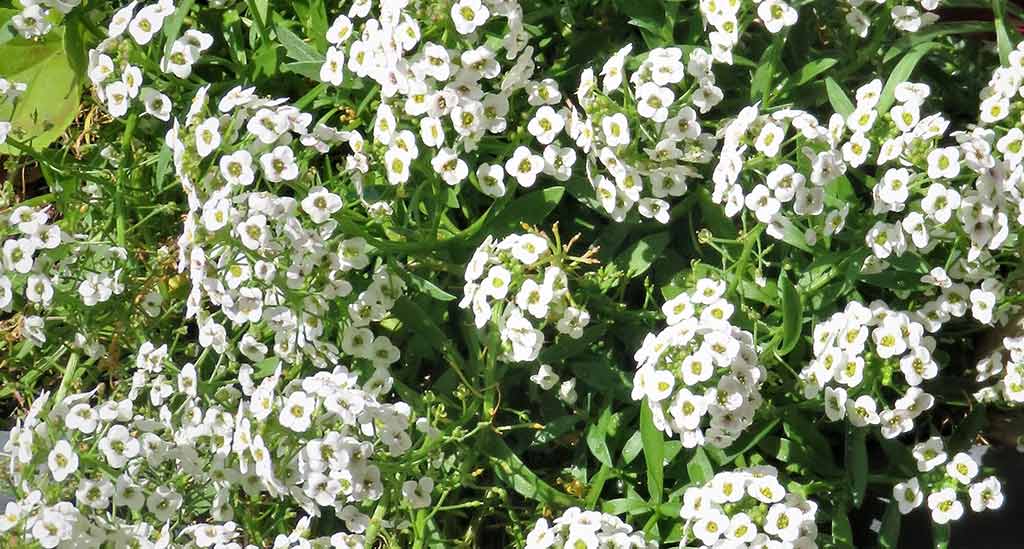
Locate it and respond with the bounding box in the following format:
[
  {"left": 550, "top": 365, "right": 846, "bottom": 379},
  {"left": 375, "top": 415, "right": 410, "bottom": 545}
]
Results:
[
  {"left": 220, "top": 150, "right": 255, "bottom": 186},
  {"left": 824, "top": 386, "right": 847, "bottom": 421},
  {"left": 755, "top": 122, "right": 785, "bottom": 157},
  {"left": 279, "top": 391, "right": 315, "bottom": 432},
  {"left": 945, "top": 452, "right": 979, "bottom": 485},
  {"left": 48, "top": 439, "right": 79, "bottom": 482},
  {"left": 846, "top": 395, "right": 879, "bottom": 427},
  {"left": 326, "top": 15, "right": 353, "bottom": 44},
  {"left": 247, "top": 108, "right": 289, "bottom": 143},
  {"left": 505, "top": 146, "right": 544, "bottom": 187},
  {"left": 744, "top": 184, "right": 781, "bottom": 223},
  {"left": 451, "top": 0, "right": 489, "bottom": 34},
  {"left": 913, "top": 437, "right": 947, "bottom": 472},
  {"left": 893, "top": 478, "right": 923, "bottom": 514},
  {"left": 481, "top": 265, "right": 512, "bottom": 299},
  {"left": 301, "top": 187, "right": 343, "bottom": 223},
  {"left": 969, "top": 477, "right": 1004, "bottom": 512},
  {"left": 527, "top": 106, "right": 565, "bottom": 145},
  {"left": 320, "top": 46, "right": 345, "bottom": 86},
  {"left": 530, "top": 364, "right": 560, "bottom": 390},
  {"left": 402, "top": 477, "right": 434, "bottom": 509},
  {"left": 921, "top": 184, "right": 960, "bottom": 224},
  {"left": 759, "top": 0, "right": 798, "bottom": 33},
  {"left": 927, "top": 147, "right": 960, "bottom": 179},
  {"left": 140, "top": 88, "right": 172, "bottom": 121},
  {"left": 636, "top": 82, "right": 674, "bottom": 122},
  {"left": 195, "top": 117, "right": 222, "bottom": 158},
  {"left": 927, "top": 488, "right": 964, "bottom": 524},
  {"left": 432, "top": 147, "right": 469, "bottom": 186},
  {"left": 106, "top": 81, "right": 131, "bottom": 117},
  {"left": 970, "top": 287, "right": 996, "bottom": 324},
  {"left": 764, "top": 503, "right": 803, "bottom": 541},
  {"left": 893, "top": 5, "right": 923, "bottom": 32},
  {"left": 542, "top": 145, "right": 575, "bottom": 182},
  {"left": 476, "top": 163, "right": 506, "bottom": 197},
  {"left": 260, "top": 146, "right": 299, "bottom": 182},
  {"left": 516, "top": 279, "right": 553, "bottom": 318},
  {"left": 99, "top": 425, "right": 140, "bottom": 468},
  {"left": 129, "top": 5, "right": 165, "bottom": 45},
  {"left": 601, "top": 113, "right": 630, "bottom": 147}
]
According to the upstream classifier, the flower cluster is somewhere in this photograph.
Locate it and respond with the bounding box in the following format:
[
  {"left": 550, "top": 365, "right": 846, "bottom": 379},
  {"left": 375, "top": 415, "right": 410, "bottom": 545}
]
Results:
[
  {"left": 842, "top": 0, "right": 940, "bottom": 37},
  {"left": 2, "top": 204, "right": 128, "bottom": 354},
  {"left": 679, "top": 466, "right": 819, "bottom": 548},
  {"left": 525, "top": 507, "right": 656, "bottom": 549},
  {"left": 88, "top": 1, "right": 213, "bottom": 120},
  {"left": 632, "top": 279, "right": 765, "bottom": 448},
  {"left": 800, "top": 300, "right": 943, "bottom": 438},
  {"left": 1, "top": 342, "right": 412, "bottom": 548},
  {"left": 460, "top": 233, "right": 591, "bottom": 363},
  {"left": 700, "top": 0, "right": 798, "bottom": 65},
  {"left": 169, "top": 86, "right": 405, "bottom": 368},
  {"left": 10, "top": 0, "right": 84, "bottom": 39},
  {"left": 974, "top": 331, "right": 1024, "bottom": 404},
  {"left": 309, "top": 0, "right": 564, "bottom": 216},
  {"left": 892, "top": 437, "right": 1003, "bottom": 525},
  {"left": 571, "top": 45, "right": 720, "bottom": 223}
]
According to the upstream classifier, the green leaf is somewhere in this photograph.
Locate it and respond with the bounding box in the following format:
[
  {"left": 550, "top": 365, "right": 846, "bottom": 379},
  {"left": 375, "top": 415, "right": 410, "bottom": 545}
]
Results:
[
  {"left": 402, "top": 269, "right": 456, "bottom": 302},
  {"left": 791, "top": 57, "right": 838, "bottom": 87},
  {"left": 686, "top": 447, "right": 714, "bottom": 485},
  {"left": 615, "top": 232, "right": 670, "bottom": 279},
  {"left": 586, "top": 406, "right": 615, "bottom": 468},
  {"left": 778, "top": 271, "right": 802, "bottom": 355},
  {"left": 281, "top": 60, "right": 323, "bottom": 80},
  {"left": 750, "top": 42, "right": 777, "bottom": 102},
  {"left": 879, "top": 501, "right": 901, "bottom": 549},
  {"left": 639, "top": 404, "right": 665, "bottom": 504},
  {"left": 994, "top": 0, "right": 1012, "bottom": 65},
  {"left": 877, "top": 42, "right": 938, "bottom": 113},
  {"left": 63, "top": 13, "right": 89, "bottom": 80},
  {"left": 479, "top": 431, "right": 581, "bottom": 508},
  {"left": 275, "top": 20, "right": 324, "bottom": 64},
  {"left": 0, "top": 29, "right": 81, "bottom": 154},
  {"left": 161, "top": 0, "right": 196, "bottom": 56},
  {"left": 846, "top": 426, "right": 868, "bottom": 507},
  {"left": 391, "top": 297, "right": 448, "bottom": 355},
  {"left": 825, "top": 77, "right": 854, "bottom": 118},
  {"left": 622, "top": 431, "right": 643, "bottom": 465},
  {"left": 831, "top": 507, "right": 854, "bottom": 548},
  {"left": 486, "top": 186, "right": 564, "bottom": 236}
]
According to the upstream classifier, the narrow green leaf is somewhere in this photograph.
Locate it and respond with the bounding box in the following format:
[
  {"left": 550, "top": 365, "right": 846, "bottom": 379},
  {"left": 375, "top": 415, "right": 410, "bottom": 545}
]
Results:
[
  {"left": 639, "top": 405, "right": 665, "bottom": 504},
  {"left": 586, "top": 406, "right": 615, "bottom": 468},
  {"left": 879, "top": 501, "right": 901, "bottom": 548},
  {"left": 877, "top": 42, "right": 938, "bottom": 113},
  {"left": 686, "top": 447, "right": 714, "bottom": 485},
  {"left": 831, "top": 507, "right": 854, "bottom": 548},
  {"left": 275, "top": 20, "right": 324, "bottom": 63},
  {"left": 792, "top": 57, "right": 838, "bottom": 86},
  {"left": 479, "top": 431, "right": 581, "bottom": 508},
  {"left": 825, "top": 77, "right": 855, "bottom": 118},
  {"left": 486, "top": 186, "right": 564, "bottom": 236},
  {"left": 281, "top": 60, "right": 323, "bottom": 80},
  {"left": 622, "top": 431, "right": 643, "bottom": 465},
  {"left": 846, "top": 426, "right": 868, "bottom": 507},
  {"left": 616, "top": 232, "right": 670, "bottom": 279},
  {"left": 161, "top": 0, "right": 196, "bottom": 57},
  {"left": 778, "top": 271, "right": 802, "bottom": 355},
  {"left": 750, "top": 43, "right": 776, "bottom": 102},
  {"left": 994, "top": 0, "right": 1012, "bottom": 66}
]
